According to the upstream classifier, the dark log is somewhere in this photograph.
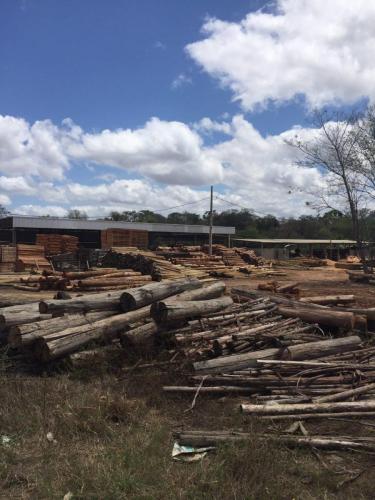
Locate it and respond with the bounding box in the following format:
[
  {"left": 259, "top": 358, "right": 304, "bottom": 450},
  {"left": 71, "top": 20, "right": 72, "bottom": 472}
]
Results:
[
  {"left": 120, "top": 278, "right": 202, "bottom": 311},
  {"left": 277, "top": 306, "right": 355, "bottom": 329},
  {"left": 120, "top": 321, "right": 158, "bottom": 353}
]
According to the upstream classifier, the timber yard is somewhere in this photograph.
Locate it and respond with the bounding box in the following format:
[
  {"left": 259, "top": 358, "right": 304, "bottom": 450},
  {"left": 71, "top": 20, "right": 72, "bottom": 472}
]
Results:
[
  {"left": 1, "top": 215, "right": 375, "bottom": 498},
  {"left": 4, "top": 1, "right": 375, "bottom": 498}
]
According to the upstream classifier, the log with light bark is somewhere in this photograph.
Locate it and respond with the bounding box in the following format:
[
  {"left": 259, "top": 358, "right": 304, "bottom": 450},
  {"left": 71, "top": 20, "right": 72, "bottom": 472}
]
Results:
[
  {"left": 0, "top": 302, "right": 52, "bottom": 331},
  {"left": 77, "top": 276, "right": 152, "bottom": 288},
  {"left": 276, "top": 282, "right": 299, "bottom": 294},
  {"left": 193, "top": 335, "right": 362, "bottom": 373},
  {"left": 120, "top": 278, "right": 202, "bottom": 311},
  {"left": 8, "top": 310, "right": 118, "bottom": 348},
  {"left": 277, "top": 306, "right": 355, "bottom": 329},
  {"left": 163, "top": 386, "right": 255, "bottom": 395},
  {"left": 151, "top": 296, "right": 233, "bottom": 323},
  {"left": 34, "top": 306, "right": 151, "bottom": 362},
  {"left": 314, "top": 382, "right": 375, "bottom": 403},
  {"left": 240, "top": 399, "right": 375, "bottom": 415},
  {"left": 300, "top": 295, "right": 355, "bottom": 305},
  {"left": 39, "top": 290, "right": 124, "bottom": 314},
  {"left": 63, "top": 269, "right": 119, "bottom": 279}
]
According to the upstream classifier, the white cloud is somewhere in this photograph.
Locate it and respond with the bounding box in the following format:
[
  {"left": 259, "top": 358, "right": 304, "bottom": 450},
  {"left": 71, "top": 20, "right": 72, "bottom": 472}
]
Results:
[
  {"left": 186, "top": 0, "right": 375, "bottom": 110},
  {"left": 171, "top": 73, "right": 192, "bottom": 89},
  {"left": 0, "top": 194, "right": 11, "bottom": 206},
  {"left": 14, "top": 204, "right": 68, "bottom": 217},
  {"left": 0, "top": 112, "right": 328, "bottom": 217},
  {"left": 69, "top": 117, "right": 222, "bottom": 185}
]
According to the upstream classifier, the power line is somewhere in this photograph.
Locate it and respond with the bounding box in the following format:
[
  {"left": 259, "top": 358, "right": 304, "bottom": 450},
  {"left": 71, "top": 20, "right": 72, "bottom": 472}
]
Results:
[
  {"left": 214, "top": 195, "right": 271, "bottom": 217},
  {"left": 153, "top": 196, "right": 211, "bottom": 213}
]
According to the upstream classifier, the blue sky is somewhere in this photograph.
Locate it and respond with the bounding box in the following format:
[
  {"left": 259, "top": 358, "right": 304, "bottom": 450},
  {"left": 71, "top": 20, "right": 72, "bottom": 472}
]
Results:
[{"left": 0, "top": 0, "right": 374, "bottom": 217}]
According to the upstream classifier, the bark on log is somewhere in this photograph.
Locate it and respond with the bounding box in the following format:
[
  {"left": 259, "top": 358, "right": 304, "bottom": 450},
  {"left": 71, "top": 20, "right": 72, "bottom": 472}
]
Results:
[
  {"left": 163, "top": 386, "right": 255, "bottom": 395},
  {"left": 193, "top": 336, "right": 361, "bottom": 373},
  {"left": 120, "top": 321, "right": 158, "bottom": 353},
  {"left": 120, "top": 278, "right": 202, "bottom": 311},
  {"left": 0, "top": 303, "right": 51, "bottom": 331},
  {"left": 241, "top": 400, "right": 375, "bottom": 415},
  {"left": 78, "top": 276, "right": 152, "bottom": 287},
  {"left": 35, "top": 306, "right": 151, "bottom": 362},
  {"left": 170, "top": 281, "right": 225, "bottom": 302},
  {"left": 8, "top": 310, "right": 117, "bottom": 348},
  {"left": 314, "top": 382, "right": 375, "bottom": 403},
  {"left": 151, "top": 296, "right": 233, "bottom": 323},
  {"left": 300, "top": 295, "right": 355, "bottom": 305},
  {"left": 39, "top": 290, "right": 124, "bottom": 314},
  {"left": 277, "top": 306, "right": 355, "bottom": 329}
]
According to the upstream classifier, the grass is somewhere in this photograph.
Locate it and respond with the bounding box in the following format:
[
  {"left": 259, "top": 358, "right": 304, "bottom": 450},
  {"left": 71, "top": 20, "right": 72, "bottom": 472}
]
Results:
[{"left": 0, "top": 357, "right": 375, "bottom": 499}]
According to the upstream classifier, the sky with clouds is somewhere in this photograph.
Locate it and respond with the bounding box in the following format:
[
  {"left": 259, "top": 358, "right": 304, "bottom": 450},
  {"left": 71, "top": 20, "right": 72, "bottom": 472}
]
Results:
[{"left": 0, "top": 0, "right": 374, "bottom": 218}]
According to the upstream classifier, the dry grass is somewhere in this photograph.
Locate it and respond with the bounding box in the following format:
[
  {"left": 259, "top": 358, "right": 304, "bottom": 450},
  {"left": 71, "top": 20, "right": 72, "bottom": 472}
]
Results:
[{"left": 0, "top": 359, "right": 374, "bottom": 500}]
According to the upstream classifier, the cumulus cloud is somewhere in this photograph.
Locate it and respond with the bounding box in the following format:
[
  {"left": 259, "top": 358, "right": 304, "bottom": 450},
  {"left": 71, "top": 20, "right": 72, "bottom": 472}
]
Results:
[
  {"left": 0, "top": 112, "right": 326, "bottom": 217},
  {"left": 186, "top": 0, "right": 375, "bottom": 110},
  {"left": 68, "top": 117, "right": 223, "bottom": 185}
]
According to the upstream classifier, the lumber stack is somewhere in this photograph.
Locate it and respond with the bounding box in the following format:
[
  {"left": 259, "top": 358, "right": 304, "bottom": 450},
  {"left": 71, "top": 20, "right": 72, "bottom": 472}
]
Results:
[
  {"left": 36, "top": 234, "right": 79, "bottom": 256},
  {"left": 101, "top": 229, "right": 149, "bottom": 249},
  {"left": 16, "top": 244, "right": 51, "bottom": 272},
  {"left": 0, "top": 245, "right": 16, "bottom": 272}
]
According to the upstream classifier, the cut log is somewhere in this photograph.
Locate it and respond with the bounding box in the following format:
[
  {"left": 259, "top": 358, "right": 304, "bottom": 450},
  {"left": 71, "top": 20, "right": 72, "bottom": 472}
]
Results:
[
  {"left": 78, "top": 276, "right": 152, "bottom": 287},
  {"left": 193, "top": 336, "right": 361, "bottom": 373},
  {"left": 277, "top": 306, "right": 355, "bottom": 329},
  {"left": 241, "top": 400, "right": 375, "bottom": 415},
  {"left": 171, "top": 281, "right": 225, "bottom": 302},
  {"left": 8, "top": 310, "right": 117, "bottom": 348},
  {"left": 120, "top": 278, "right": 202, "bottom": 311},
  {"left": 0, "top": 302, "right": 51, "bottom": 331},
  {"left": 277, "top": 282, "right": 299, "bottom": 293},
  {"left": 300, "top": 295, "right": 355, "bottom": 305},
  {"left": 39, "top": 290, "right": 124, "bottom": 314},
  {"left": 120, "top": 321, "right": 158, "bottom": 353},
  {"left": 35, "top": 306, "right": 151, "bottom": 362},
  {"left": 151, "top": 296, "right": 233, "bottom": 323}
]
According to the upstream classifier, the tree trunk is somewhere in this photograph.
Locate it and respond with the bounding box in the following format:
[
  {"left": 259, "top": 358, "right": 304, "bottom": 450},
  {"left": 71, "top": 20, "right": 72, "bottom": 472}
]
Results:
[
  {"left": 299, "top": 295, "right": 355, "bottom": 305},
  {"left": 8, "top": 310, "right": 117, "bottom": 348},
  {"left": 120, "top": 321, "right": 158, "bottom": 353},
  {"left": 151, "top": 296, "right": 233, "bottom": 323},
  {"left": 120, "top": 278, "right": 202, "bottom": 311},
  {"left": 39, "top": 290, "right": 124, "bottom": 314},
  {"left": 314, "top": 382, "right": 375, "bottom": 403},
  {"left": 35, "top": 306, "right": 151, "bottom": 362},
  {"left": 277, "top": 306, "right": 355, "bottom": 329}
]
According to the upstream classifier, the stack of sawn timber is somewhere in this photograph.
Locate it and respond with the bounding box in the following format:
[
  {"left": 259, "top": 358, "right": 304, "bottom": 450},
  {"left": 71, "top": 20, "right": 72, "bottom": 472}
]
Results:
[
  {"left": 36, "top": 234, "right": 79, "bottom": 256},
  {"left": 101, "top": 229, "right": 148, "bottom": 249},
  {"left": 0, "top": 245, "right": 16, "bottom": 273},
  {"left": 16, "top": 244, "right": 51, "bottom": 272}
]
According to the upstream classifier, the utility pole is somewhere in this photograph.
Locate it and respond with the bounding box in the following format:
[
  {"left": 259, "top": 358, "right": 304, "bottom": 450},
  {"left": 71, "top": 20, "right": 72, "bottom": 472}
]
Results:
[{"left": 208, "top": 185, "right": 213, "bottom": 256}]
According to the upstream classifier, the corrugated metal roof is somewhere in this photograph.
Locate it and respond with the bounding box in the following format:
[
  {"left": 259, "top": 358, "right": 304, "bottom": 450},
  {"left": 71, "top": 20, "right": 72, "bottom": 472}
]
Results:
[
  {"left": 234, "top": 238, "right": 357, "bottom": 244},
  {"left": 5, "top": 216, "right": 235, "bottom": 235}
]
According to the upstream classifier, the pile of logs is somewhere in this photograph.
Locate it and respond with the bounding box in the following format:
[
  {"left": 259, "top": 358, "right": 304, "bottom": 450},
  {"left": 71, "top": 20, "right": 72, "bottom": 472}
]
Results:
[
  {"left": 102, "top": 248, "right": 209, "bottom": 280},
  {"left": 15, "top": 268, "right": 153, "bottom": 292}
]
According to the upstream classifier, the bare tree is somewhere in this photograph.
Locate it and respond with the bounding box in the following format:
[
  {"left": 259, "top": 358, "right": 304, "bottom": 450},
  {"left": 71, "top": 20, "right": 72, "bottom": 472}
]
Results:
[
  {"left": 286, "top": 109, "right": 365, "bottom": 246},
  {"left": 67, "top": 209, "right": 88, "bottom": 220}
]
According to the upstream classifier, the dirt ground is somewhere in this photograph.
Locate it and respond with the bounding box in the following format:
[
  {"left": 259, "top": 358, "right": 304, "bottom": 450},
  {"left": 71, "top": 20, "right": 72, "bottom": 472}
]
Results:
[{"left": 1, "top": 267, "right": 375, "bottom": 498}]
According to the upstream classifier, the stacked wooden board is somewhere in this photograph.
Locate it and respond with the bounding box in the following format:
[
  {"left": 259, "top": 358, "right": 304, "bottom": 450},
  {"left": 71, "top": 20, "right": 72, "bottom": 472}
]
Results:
[
  {"left": 101, "top": 229, "right": 148, "bottom": 249},
  {"left": 0, "top": 245, "right": 16, "bottom": 272},
  {"left": 36, "top": 234, "right": 79, "bottom": 256},
  {"left": 16, "top": 244, "right": 51, "bottom": 272}
]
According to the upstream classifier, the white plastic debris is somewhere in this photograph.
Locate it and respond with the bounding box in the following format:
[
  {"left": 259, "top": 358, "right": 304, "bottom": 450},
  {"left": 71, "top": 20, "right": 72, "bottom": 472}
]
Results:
[{"left": 172, "top": 442, "right": 215, "bottom": 462}]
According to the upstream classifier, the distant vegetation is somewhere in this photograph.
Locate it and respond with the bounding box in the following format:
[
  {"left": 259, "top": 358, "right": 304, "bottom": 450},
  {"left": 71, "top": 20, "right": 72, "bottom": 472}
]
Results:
[{"left": 105, "top": 208, "right": 375, "bottom": 241}]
